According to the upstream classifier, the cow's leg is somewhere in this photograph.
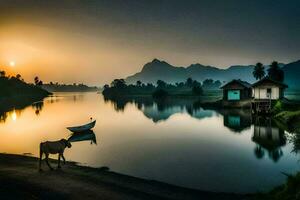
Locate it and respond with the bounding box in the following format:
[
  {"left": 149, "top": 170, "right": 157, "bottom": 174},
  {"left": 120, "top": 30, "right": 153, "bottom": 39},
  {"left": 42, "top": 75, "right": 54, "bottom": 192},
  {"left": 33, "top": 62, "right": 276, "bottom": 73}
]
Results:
[
  {"left": 57, "top": 154, "right": 61, "bottom": 168},
  {"left": 61, "top": 154, "right": 66, "bottom": 165},
  {"left": 45, "top": 154, "right": 53, "bottom": 170},
  {"left": 39, "top": 147, "right": 43, "bottom": 171}
]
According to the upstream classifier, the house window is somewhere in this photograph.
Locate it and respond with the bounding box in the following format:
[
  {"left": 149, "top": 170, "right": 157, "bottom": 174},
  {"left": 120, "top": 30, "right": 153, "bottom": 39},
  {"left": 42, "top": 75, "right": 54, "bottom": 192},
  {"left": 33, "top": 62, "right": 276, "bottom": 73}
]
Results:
[{"left": 228, "top": 90, "right": 240, "bottom": 100}]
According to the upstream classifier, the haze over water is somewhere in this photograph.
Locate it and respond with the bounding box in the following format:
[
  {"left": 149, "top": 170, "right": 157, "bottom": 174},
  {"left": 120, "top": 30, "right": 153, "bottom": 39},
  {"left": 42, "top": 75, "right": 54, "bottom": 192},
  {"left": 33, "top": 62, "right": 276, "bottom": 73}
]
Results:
[{"left": 0, "top": 92, "right": 300, "bottom": 193}]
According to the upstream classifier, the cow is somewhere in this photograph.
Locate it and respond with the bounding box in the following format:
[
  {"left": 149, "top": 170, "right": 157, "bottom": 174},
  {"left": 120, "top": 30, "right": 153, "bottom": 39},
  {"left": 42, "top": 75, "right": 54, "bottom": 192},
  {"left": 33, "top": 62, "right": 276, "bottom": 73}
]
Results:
[{"left": 39, "top": 139, "right": 72, "bottom": 171}]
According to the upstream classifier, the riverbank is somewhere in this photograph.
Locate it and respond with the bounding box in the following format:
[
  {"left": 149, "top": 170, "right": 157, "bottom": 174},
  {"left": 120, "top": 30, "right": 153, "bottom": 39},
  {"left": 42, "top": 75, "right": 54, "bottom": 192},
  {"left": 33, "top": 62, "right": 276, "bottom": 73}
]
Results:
[
  {"left": 0, "top": 95, "right": 50, "bottom": 121},
  {"left": 0, "top": 153, "right": 251, "bottom": 200},
  {"left": 0, "top": 75, "right": 51, "bottom": 116}
]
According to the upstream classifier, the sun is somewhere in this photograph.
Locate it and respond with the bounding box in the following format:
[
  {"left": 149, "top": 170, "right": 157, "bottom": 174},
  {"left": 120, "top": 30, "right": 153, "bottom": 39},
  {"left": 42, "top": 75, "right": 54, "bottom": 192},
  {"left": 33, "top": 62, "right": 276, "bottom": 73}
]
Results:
[{"left": 9, "top": 61, "right": 16, "bottom": 67}]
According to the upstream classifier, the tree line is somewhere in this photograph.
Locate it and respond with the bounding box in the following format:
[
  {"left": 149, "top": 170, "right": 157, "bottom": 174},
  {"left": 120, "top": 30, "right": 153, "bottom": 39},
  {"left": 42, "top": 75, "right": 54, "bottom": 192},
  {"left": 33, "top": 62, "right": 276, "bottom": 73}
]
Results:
[
  {"left": 102, "top": 78, "right": 222, "bottom": 98},
  {"left": 253, "top": 61, "right": 284, "bottom": 82},
  {"left": 0, "top": 70, "right": 49, "bottom": 99}
]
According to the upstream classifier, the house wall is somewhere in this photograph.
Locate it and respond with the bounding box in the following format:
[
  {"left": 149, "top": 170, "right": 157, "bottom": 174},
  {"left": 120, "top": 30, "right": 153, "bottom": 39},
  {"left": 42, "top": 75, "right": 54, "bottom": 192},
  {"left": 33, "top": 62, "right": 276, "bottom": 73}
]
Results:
[{"left": 253, "top": 87, "right": 282, "bottom": 100}]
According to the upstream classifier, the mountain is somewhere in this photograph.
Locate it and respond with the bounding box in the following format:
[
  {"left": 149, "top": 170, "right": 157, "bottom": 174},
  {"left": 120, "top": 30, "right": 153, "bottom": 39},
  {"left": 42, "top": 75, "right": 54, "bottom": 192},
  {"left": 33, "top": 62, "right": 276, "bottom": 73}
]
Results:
[
  {"left": 126, "top": 59, "right": 300, "bottom": 89},
  {"left": 282, "top": 60, "right": 300, "bottom": 89},
  {"left": 126, "top": 59, "right": 256, "bottom": 84}
]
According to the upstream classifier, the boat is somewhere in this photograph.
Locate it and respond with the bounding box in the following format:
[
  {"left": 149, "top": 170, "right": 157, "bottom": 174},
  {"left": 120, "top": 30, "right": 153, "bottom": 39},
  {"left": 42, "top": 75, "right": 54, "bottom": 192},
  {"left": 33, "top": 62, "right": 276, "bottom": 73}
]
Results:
[
  {"left": 68, "top": 130, "right": 97, "bottom": 144},
  {"left": 67, "top": 120, "right": 96, "bottom": 133}
]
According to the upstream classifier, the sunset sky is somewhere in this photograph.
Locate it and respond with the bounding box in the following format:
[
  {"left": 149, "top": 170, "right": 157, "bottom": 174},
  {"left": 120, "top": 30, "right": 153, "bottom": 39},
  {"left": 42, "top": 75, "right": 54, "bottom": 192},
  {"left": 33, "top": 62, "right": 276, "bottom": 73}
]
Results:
[{"left": 0, "top": 0, "right": 299, "bottom": 85}]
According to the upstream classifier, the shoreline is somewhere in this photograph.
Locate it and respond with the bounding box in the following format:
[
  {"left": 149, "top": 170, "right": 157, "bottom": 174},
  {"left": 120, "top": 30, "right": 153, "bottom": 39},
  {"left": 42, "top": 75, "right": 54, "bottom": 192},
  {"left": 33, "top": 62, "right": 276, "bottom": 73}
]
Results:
[
  {"left": 0, "top": 94, "right": 50, "bottom": 115},
  {"left": 0, "top": 153, "right": 252, "bottom": 200}
]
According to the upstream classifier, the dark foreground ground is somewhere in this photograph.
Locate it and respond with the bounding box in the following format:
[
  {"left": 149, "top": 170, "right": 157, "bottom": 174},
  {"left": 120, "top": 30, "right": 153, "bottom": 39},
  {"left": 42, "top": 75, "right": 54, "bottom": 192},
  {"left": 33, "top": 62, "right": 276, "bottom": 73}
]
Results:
[{"left": 0, "top": 154, "right": 254, "bottom": 200}]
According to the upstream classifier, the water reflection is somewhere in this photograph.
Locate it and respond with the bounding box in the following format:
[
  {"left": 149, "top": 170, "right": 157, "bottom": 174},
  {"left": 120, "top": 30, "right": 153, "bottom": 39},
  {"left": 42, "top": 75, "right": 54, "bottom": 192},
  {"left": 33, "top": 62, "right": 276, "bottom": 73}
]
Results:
[
  {"left": 0, "top": 109, "right": 22, "bottom": 123},
  {"left": 105, "top": 97, "right": 293, "bottom": 162},
  {"left": 221, "top": 109, "right": 252, "bottom": 133},
  {"left": 104, "top": 96, "right": 215, "bottom": 122},
  {"left": 1, "top": 93, "right": 300, "bottom": 193},
  {"left": 0, "top": 110, "right": 8, "bottom": 123},
  {"left": 0, "top": 93, "right": 85, "bottom": 123},
  {"left": 252, "top": 116, "right": 286, "bottom": 162},
  {"left": 68, "top": 130, "right": 97, "bottom": 145},
  {"left": 32, "top": 101, "right": 44, "bottom": 115},
  {"left": 105, "top": 97, "right": 253, "bottom": 130},
  {"left": 0, "top": 101, "right": 27, "bottom": 123}
]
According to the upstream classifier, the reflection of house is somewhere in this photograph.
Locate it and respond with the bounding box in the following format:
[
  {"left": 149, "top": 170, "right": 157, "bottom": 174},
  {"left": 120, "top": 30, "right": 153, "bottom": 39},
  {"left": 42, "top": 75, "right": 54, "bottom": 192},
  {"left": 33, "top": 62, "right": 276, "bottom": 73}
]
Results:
[
  {"left": 253, "top": 126, "right": 285, "bottom": 148},
  {"left": 252, "top": 117, "right": 286, "bottom": 162},
  {"left": 222, "top": 109, "right": 252, "bottom": 133},
  {"left": 220, "top": 80, "right": 252, "bottom": 101},
  {"left": 252, "top": 77, "right": 288, "bottom": 100}
]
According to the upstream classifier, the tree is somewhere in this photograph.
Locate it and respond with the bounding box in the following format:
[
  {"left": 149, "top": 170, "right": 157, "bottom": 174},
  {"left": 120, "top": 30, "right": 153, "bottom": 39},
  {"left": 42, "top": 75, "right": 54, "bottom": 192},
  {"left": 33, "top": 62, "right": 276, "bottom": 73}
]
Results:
[
  {"left": 136, "top": 80, "right": 142, "bottom": 87},
  {"left": 152, "top": 89, "right": 168, "bottom": 98},
  {"left": 213, "top": 80, "right": 222, "bottom": 88},
  {"left": 111, "top": 79, "right": 126, "bottom": 88},
  {"left": 146, "top": 83, "right": 154, "bottom": 88},
  {"left": 16, "top": 74, "right": 22, "bottom": 80},
  {"left": 202, "top": 79, "right": 214, "bottom": 89},
  {"left": 268, "top": 61, "right": 284, "bottom": 82},
  {"left": 34, "top": 76, "right": 43, "bottom": 86},
  {"left": 0, "top": 70, "right": 6, "bottom": 77},
  {"left": 103, "top": 84, "right": 109, "bottom": 90},
  {"left": 186, "top": 77, "right": 193, "bottom": 87},
  {"left": 34, "top": 76, "right": 40, "bottom": 85},
  {"left": 192, "top": 80, "right": 201, "bottom": 87},
  {"left": 156, "top": 80, "right": 166, "bottom": 88},
  {"left": 253, "top": 62, "right": 265, "bottom": 80},
  {"left": 192, "top": 86, "right": 203, "bottom": 95}
]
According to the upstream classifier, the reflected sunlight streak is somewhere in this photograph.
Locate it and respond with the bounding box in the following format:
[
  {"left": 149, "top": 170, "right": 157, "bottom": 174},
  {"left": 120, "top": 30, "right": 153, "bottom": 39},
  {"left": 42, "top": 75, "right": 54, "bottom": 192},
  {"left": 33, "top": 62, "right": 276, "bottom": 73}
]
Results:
[{"left": 10, "top": 110, "right": 17, "bottom": 121}]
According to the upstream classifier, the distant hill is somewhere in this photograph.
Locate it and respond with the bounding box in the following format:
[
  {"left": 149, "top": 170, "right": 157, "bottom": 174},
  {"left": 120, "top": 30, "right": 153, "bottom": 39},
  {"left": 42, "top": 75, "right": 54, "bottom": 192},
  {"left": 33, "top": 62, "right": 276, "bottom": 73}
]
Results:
[
  {"left": 125, "top": 59, "right": 300, "bottom": 89},
  {"left": 282, "top": 60, "right": 300, "bottom": 89},
  {"left": 42, "top": 83, "right": 99, "bottom": 92},
  {"left": 126, "top": 59, "right": 256, "bottom": 84}
]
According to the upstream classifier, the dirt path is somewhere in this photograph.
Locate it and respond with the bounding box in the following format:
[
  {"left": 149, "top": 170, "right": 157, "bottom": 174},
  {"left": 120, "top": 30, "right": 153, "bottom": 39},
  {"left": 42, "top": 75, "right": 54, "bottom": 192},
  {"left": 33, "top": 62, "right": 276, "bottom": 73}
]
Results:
[{"left": 0, "top": 154, "right": 252, "bottom": 200}]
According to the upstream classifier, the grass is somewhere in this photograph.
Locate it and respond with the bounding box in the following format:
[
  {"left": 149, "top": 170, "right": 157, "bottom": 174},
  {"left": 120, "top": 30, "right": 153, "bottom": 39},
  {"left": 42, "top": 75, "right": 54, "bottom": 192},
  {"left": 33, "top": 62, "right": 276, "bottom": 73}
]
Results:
[
  {"left": 272, "top": 99, "right": 300, "bottom": 133},
  {"left": 256, "top": 172, "right": 300, "bottom": 200},
  {"left": 275, "top": 110, "right": 300, "bottom": 122}
]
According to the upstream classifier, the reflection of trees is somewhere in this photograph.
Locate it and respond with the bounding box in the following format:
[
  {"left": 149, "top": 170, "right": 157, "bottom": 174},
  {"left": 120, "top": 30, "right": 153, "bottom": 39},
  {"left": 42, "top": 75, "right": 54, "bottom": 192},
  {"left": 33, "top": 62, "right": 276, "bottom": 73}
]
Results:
[
  {"left": 104, "top": 96, "right": 215, "bottom": 122},
  {"left": 32, "top": 101, "right": 44, "bottom": 115},
  {"left": 0, "top": 109, "right": 22, "bottom": 123},
  {"left": 104, "top": 97, "right": 133, "bottom": 112},
  {"left": 286, "top": 133, "right": 300, "bottom": 155},
  {"left": 254, "top": 146, "right": 265, "bottom": 159},
  {"left": 0, "top": 110, "right": 8, "bottom": 123},
  {"left": 0, "top": 94, "right": 46, "bottom": 123},
  {"left": 252, "top": 116, "right": 286, "bottom": 162},
  {"left": 274, "top": 116, "right": 300, "bottom": 157}
]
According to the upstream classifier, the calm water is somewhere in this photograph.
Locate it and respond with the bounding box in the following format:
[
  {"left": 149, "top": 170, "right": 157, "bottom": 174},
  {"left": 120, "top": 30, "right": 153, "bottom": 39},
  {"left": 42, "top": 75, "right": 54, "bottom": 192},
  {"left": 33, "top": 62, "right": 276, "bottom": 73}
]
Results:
[{"left": 1, "top": 92, "right": 300, "bottom": 193}]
